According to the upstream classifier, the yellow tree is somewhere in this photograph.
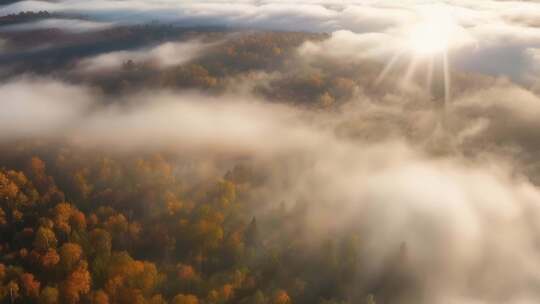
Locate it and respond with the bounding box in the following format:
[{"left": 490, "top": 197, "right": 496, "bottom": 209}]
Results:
[
  {"left": 105, "top": 252, "right": 159, "bottom": 300},
  {"left": 59, "top": 243, "right": 83, "bottom": 273},
  {"left": 53, "top": 203, "right": 74, "bottom": 235},
  {"left": 39, "top": 286, "right": 59, "bottom": 304},
  {"left": 90, "top": 290, "right": 110, "bottom": 304},
  {"left": 40, "top": 249, "right": 60, "bottom": 269},
  {"left": 172, "top": 294, "right": 199, "bottom": 304},
  {"left": 61, "top": 261, "right": 91, "bottom": 304},
  {"left": 33, "top": 227, "right": 57, "bottom": 251}
]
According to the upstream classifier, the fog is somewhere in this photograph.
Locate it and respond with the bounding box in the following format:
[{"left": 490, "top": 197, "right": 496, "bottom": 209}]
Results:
[
  {"left": 0, "top": 18, "right": 114, "bottom": 33},
  {"left": 77, "top": 40, "right": 213, "bottom": 73},
  {"left": 2, "top": 71, "right": 540, "bottom": 302}
]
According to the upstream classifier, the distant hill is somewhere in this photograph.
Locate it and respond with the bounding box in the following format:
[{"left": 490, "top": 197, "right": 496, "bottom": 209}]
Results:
[
  {"left": 0, "top": 11, "right": 53, "bottom": 26},
  {"left": 0, "top": 0, "right": 23, "bottom": 6}
]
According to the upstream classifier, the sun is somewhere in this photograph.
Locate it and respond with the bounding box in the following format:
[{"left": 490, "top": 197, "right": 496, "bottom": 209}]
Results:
[
  {"left": 377, "top": 8, "right": 476, "bottom": 106},
  {"left": 405, "top": 13, "right": 457, "bottom": 56},
  {"left": 408, "top": 22, "right": 450, "bottom": 55}
]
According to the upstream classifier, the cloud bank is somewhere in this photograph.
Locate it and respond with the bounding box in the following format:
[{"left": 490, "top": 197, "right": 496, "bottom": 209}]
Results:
[
  {"left": 2, "top": 0, "right": 540, "bottom": 82},
  {"left": 76, "top": 40, "right": 214, "bottom": 73}
]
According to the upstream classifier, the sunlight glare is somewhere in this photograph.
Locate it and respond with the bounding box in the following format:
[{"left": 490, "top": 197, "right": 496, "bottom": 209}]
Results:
[{"left": 406, "top": 13, "right": 457, "bottom": 56}]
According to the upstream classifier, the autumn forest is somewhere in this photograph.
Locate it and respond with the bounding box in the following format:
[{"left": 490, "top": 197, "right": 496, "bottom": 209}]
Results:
[{"left": 2, "top": 1, "right": 540, "bottom": 304}]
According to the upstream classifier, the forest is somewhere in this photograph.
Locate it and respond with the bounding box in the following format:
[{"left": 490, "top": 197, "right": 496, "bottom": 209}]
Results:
[{"left": 0, "top": 142, "right": 414, "bottom": 304}]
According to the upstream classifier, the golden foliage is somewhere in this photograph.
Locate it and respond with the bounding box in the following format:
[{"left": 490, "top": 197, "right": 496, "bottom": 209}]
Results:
[
  {"left": 59, "top": 243, "right": 83, "bottom": 273},
  {"left": 61, "top": 260, "right": 91, "bottom": 304},
  {"left": 20, "top": 272, "right": 40, "bottom": 298},
  {"left": 172, "top": 294, "right": 199, "bottom": 304}
]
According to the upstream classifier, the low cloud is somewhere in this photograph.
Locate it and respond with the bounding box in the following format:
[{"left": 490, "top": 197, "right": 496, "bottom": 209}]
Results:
[
  {"left": 2, "top": 1, "right": 540, "bottom": 82},
  {"left": 76, "top": 40, "right": 213, "bottom": 73},
  {"left": 299, "top": 30, "right": 396, "bottom": 62},
  {"left": 0, "top": 18, "right": 114, "bottom": 33},
  {"left": 0, "top": 78, "right": 321, "bottom": 155},
  {"left": 0, "top": 78, "right": 93, "bottom": 138}
]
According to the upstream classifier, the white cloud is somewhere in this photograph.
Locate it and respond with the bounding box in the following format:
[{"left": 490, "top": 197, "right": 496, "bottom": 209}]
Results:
[
  {"left": 299, "top": 30, "right": 397, "bottom": 61},
  {"left": 2, "top": 0, "right": 540, "bottom": 82},
  {"left": 525, "top": 48, "right": 540, "bottom": 90},
  {"left": 77, "top": 40, "right": 212, "bottom": 73},
  {"left": 0, "top": 78, "right": 93, "bottom": 138}
]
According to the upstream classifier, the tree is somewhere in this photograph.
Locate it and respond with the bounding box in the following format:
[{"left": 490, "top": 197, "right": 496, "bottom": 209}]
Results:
[
  {"left": 172, "top": 294, "right": 199, "bottom": 304},
  {"left": 90, "top": 290, "right": 109, "bottom": 304},
  {"left": 53, "top": 203, "right": 74, "bottom": 235},
  {"left": 149, "top": 294, "right": 167, "bottom": 304},
  {"left": 7, "top": 280, "right": 20, "bottom": 303},
  {"left": 365, "top": 294, "right": 376, "bottom": 304},
  {"left": 0, "top": 264, "right": 5, "bottom": 282},
  {"left": 133, "top": 261, "right": 159, "bottom": 295},
  {"left": 70, "top": 210, "right": 87, "bottom": 231},
  {"left": 177, "top": 264, "right": 197, "bottom": 281},
  {"left": 59, "top": 243, "right": 83, "bottom": 273},
  {"left": 105, "top": 252, "right": 159, "bottom": 299},
  {"left": 26, "top": 157, "right": 61, "bottom": 202},
  {"left": 220, "top": 284, "right": 234, "bottom": 301},
  {"left": 0, "top": 171, "right": 19, "bottom": 202},
  {"left": 0, "top": 208, "right": 6, "bottom": 226},
  {"left": 61, "top": 260, "right": 91, "bottom": 304},
  {"left": 216, "top": 180, "right": 236, "bottom": 207},
  {"left": 197, "top": 219, "right": 224, "bottom": 251},
  {"left": 20, "top": 273, "right": 40, "bottom": 298},
  {"left": 165, "top": 191, "right": 183, "bottom": 216},
  {"left": 89, "top": 229, "right": 112, "bottom": 257},
  {"left": 116, "top": 288, "right": 146, "bottom": 304},
  {"left": 252, "top": 290, "right": 267, "bottom": 304},
  {"left": 245, "top": 217, "right": 259, "bottom": 247},
  {"left": 73, "top": 170, "right": 93, "bottom": 199},
  {"left": 34, "top": 227, "right": 57, "bottom": 251},
  {"left": 105, "top": 214, "right": 132, "bottom": 247},
  {"left": 272, "top": 290, "right": 291, "bottom": 304},
  {"left": 27, "top": 157, "right": 46, "bottom": 183},
  {"left": 39, "top": 286, "right": 59, "bottom": 304},
  {"left": 318, "top": 92, "right": 335, "bottom": 108},
  {"left": 40, "top": 249, "right": 60, "bottom": 269}
]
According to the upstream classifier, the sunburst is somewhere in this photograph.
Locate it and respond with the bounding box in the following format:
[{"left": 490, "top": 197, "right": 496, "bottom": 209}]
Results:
[{"left": 376, "top": 9, "right": 473, "bottom": 108}]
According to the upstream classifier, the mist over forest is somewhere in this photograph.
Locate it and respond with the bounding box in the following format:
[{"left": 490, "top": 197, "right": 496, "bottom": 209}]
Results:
[{"left": 1, "top": 1, "right": 540, "bottom": 304}]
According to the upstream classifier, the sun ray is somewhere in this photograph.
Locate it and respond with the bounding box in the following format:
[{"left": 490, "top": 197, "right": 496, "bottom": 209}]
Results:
[
  {"left": 375, "top": 51, "right": 404, "bottom": 85},
  {"left": 443, "top": 50, "right": 450, "bottom": 107},
  {"left": 426, "top": 56, "right": 434, "bottom": 96},
  {"left": 402, "top": 55, "right": 419, "bottom": 87}
]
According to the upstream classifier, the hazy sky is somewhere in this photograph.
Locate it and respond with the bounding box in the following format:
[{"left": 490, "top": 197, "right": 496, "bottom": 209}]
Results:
[{"left": 2, "top": 0, "right": 540, "bottom": 82}]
